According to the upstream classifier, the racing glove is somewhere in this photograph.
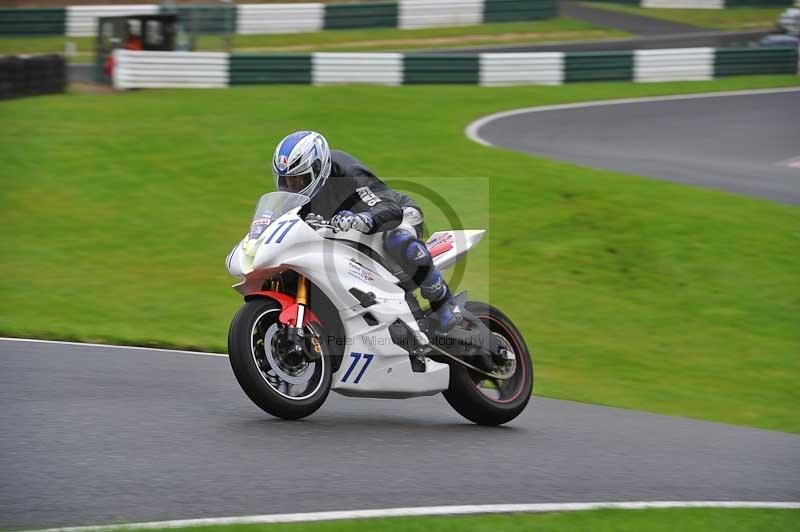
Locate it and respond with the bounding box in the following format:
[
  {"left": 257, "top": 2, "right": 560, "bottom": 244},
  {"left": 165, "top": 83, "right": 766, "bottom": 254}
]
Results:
[{"left": 331, "top": 210, "right": 374, "bottom": 233}]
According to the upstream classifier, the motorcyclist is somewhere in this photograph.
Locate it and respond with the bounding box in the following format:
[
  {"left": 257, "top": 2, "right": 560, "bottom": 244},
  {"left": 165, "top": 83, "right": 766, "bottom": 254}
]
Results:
[{"left": 271, "top": 130, "right": 462, "bottom": 333}]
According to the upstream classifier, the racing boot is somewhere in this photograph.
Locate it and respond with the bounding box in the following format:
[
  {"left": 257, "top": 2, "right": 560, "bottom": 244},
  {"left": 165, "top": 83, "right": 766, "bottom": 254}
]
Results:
[{"left": 421, "top": 270, "right": 463, "bottom": 333}]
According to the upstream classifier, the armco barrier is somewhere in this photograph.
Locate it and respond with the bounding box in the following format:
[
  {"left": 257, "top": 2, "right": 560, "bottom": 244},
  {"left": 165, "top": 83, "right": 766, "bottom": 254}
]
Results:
[
  {"left": 564, "top": 51, "right": 634, "bottom": 82},
  {"left": 67, "top": 5, "right": 159, "bottom": 37},
  {"left": 324, "top": 2, "right": 399, "bottom": 30},
  {"left": 483, "top": 0, "right": 558, "bottom": 23},
  {"left": 165, "top": 5, "right": 238, "bottom": 36},
  {"left": 398, "top": 0, "right": 484, "bottom": 29},
  {"left": 480, "top": 52, "right": 563, "bottom": 85},
  {"left": 586, "top": 0, "right": 795, "bottom": 7},
  {"left": 312, "top": 52, "right": 404, "bottom": 84},
  {"left": 113, "top": 50, "right": 228, "bottom": 88},
  {"left": 0, "top": 54, "right": 66, "bottom": 100},
  {"left": 403, "top": 54, "right": 481, "bottom": 84},
  {"left": 113, "top": 46, "right": 799, "bottom": 89},
  {"left": 236, "top": 4, "right": 324, "bottom": 35},
  {"left": 714, "top": 46, "right": 799, "bottom": 76},
  {"left": 634, "top": 47, "right": 714, "bottom": 82},
  {"left": 641, "top": 0, "right": 724, "bottom": 8},
  {"left": 2, "top": 0, "right": 557, "bottom": 37},
  {"left": 229, "top": 54, "right": 313, "bottom": 84},
  {"left": 0, "top": 8, "right": 65, "bottom": 36}
]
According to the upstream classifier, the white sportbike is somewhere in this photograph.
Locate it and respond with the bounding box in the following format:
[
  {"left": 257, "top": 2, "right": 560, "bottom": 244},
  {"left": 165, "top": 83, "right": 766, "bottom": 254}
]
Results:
[{"left": 226, "top": 191, "right": 533, "bottom": 425}]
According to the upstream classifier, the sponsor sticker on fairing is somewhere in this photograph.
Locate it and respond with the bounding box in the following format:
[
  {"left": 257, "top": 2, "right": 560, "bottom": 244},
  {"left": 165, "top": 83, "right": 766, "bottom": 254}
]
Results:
[
  {"left": 426, "top": 232, "right": 454, "bottom": 248},
  {"left": 347, "top": 259, "right": 376, "bottom": 284},
  {"left": 249, "top": 218, "right": 272, "bottom": 240}
]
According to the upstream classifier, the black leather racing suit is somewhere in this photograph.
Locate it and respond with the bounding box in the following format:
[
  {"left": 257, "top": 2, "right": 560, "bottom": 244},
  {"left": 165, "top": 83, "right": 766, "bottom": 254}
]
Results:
[
  {"left": 300, "top": 150, "right": 447, "bottom": 302},
  {"left": 300, "top": 150, "right": 419, "bottom": 235}
]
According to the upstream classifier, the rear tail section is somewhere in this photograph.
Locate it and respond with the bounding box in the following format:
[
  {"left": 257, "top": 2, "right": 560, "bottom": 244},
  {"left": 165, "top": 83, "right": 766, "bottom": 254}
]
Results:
[{"left": 426, "top": 230, "right": 485, "bottom": 271}]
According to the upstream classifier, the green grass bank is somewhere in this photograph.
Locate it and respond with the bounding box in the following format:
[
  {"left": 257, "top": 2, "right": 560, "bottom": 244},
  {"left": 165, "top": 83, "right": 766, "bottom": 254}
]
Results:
[{"left": 0, "top": 18, "right": 627, "bottom": 60}]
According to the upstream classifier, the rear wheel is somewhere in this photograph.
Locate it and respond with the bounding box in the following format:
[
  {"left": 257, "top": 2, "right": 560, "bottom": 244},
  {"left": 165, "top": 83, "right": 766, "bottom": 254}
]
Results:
[
  {"left": 443, "top": 301, "right": 533, "bottom": 426},
  {"left": 228, "top": 298, "right": 331, "bottom": 420}
]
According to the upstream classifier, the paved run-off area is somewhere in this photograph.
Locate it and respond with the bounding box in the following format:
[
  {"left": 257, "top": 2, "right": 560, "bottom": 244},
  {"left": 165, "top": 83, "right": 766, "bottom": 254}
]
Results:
[{"left": 1, "top": 339, "right": 798, "bottom": 530}]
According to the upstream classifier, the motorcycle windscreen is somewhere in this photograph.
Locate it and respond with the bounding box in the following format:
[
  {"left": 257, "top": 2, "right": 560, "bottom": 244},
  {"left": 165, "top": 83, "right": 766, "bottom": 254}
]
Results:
[{"left": 249, "top": 191, "right": 310, "bottom": 240}]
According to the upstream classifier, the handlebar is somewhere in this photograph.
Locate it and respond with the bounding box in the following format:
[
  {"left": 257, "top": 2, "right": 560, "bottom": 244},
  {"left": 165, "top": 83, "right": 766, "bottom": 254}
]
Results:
[{"left": 305, "top": 216, "right": 340, "bottom": 233}]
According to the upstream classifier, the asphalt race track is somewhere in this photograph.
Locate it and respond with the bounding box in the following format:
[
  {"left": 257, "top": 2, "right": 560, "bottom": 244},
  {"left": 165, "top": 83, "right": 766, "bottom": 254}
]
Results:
[
  {"left": 442, "top": 30, "right": 766, "bottom": 53},
  {"left": 427, "top": 2, "right": 764, "bottom": 53},
  {"left": 469, "top": 89, "right": 800, "bottom": 206},
  {"left": 558, "top": 1, "right": 699, "bottom": 35},
  {"left": 1, "top": 339, "right": 799, "bottom": 529}
]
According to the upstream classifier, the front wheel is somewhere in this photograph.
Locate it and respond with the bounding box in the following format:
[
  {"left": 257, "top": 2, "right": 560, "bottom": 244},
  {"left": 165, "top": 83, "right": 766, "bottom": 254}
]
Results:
[
  {"left": 228, "top": 298, "right": 332, "bottom": 420},
  {"left": 443, "top": 301, "right": 533, "bottom": 426}
]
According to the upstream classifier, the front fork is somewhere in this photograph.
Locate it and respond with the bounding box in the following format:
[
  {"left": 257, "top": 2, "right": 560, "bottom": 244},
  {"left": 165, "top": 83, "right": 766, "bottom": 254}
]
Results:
[
  {"left": 294, "top": 274, "right": 309, "bottom": 332},
  {"left": 285, "top": 275, "right": 322, "bottom": 361}
]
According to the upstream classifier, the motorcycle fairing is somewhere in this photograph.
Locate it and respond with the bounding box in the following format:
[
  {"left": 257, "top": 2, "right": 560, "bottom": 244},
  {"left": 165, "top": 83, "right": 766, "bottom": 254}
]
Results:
[
  {"left": 226, "top": 194, "right": 492, "bottom": 399},
  {"left": 426, "top": 230, "right": 485, "bottom": 272}
]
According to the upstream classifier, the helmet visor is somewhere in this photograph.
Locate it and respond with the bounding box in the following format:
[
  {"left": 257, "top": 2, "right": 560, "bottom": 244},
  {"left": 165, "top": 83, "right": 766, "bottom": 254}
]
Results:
[{"left": 278, "top": 173, "right": 312, "bottom": 193}]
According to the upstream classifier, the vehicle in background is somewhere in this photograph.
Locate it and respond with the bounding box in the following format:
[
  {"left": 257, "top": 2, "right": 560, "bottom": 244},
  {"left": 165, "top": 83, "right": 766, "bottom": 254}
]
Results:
[
  {"left": 760, "top": 8, "right": 799, "bottom": 47},
  {"left": 95, "top": 14, "right": 191, "bottom": 83}
]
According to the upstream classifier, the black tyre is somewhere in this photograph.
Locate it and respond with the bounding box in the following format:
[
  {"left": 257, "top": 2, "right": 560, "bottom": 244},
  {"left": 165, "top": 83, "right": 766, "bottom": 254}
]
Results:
[
  {"left": 228, "top": 298, "right": 332, "bottom": 420},
  {"left": 443, "top": 301, "right": 533, "bottom": 426}
]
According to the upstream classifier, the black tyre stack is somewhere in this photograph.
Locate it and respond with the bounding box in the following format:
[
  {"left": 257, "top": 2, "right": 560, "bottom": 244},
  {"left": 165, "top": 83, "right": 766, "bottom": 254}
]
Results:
[{"left": 0, "top": 54, "right": 66, "bottom": 100}]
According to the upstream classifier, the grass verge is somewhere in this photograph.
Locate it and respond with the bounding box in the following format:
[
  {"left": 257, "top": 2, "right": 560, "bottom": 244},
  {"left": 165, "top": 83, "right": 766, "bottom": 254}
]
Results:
[
  {"left": 583, "top": 3, "right": 784, "bottom": 30},
  {"left": 197, "top": 18, "right": 628, "bottom": 52},
  {"left": 1, "top": 76, "right": 799, "bottom": 433},
  {"left": 97, "top": 508, "right": 800, "bottom": 532},
  {"left": 0, "top": 18, "right": 627, "bottom": 59}
]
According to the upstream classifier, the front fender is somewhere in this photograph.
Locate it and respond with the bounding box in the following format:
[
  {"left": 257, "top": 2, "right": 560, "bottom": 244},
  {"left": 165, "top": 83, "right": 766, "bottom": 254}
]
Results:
[{"left": 244, "top": 291, "right": 321, "bottom": 327}]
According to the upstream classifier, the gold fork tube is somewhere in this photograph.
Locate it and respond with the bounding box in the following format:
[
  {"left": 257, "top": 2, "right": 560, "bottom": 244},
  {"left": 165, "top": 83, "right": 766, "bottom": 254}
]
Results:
[{"left": 296, "top": 274, "right": 309, "bottom": 306}]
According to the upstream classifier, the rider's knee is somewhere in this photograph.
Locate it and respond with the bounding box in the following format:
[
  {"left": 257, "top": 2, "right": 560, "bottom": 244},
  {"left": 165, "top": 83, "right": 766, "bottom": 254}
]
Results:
[
  {"left": 405, "top": 241, "right": 432, "bottom": 268},
  {"left": 384, "top": 228, "right": 433, "bottom": 283},
  {"left": 384, "top": 227, "right": 416, "bottom": 261}
]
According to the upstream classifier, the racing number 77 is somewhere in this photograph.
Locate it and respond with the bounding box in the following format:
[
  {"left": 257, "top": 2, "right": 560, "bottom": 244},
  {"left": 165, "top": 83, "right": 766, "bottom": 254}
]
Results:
[{"left": 341, "top": 353, "right": 374, "bottom": 384}]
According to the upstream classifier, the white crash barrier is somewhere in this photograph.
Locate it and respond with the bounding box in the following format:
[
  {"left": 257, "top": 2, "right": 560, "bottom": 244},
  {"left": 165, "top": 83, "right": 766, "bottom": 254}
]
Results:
[
  {"left": 642, "top": 0, "right": 724, "bottom": 8},
  {"left": 113, "top": 50, "right": 228, "bottom": 89},
  {"left": 312, "top": 53, "right": 404, "bottom": 85},
  {"left": 634, "top": 47, "right": 714, "bottom": 82},
  {"left": 480, "top": 52, "right": 564, "bottom": 86},
  {"left": 398, "top": 0, "right": 483, "bottom": 30},
  {"left": 67, "top": 5, "right": 159, "bottom": 37},
  {"left": 237, "top": 3, "right": 325, "bottom": 35}
]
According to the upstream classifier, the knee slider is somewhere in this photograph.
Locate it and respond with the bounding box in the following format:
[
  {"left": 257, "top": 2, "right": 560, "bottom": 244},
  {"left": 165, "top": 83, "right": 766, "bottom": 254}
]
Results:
[
  {"left": 406, "top": 241, "right": 433, "bottom": 285},
  {"left": 384, "top": 228, "right": 416, "bottom": 263},
  {"left": 405, "top": 241, "right": 432, "bottom": 268},
  {"left": 384, "top": 228, "right": 432, "bottom": 284}
]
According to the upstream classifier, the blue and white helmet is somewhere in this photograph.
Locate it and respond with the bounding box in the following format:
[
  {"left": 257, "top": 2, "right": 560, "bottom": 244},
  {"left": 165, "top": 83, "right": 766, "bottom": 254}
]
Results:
[{"left": 272, "top": 131, "right": 331, "bottom": 199}]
